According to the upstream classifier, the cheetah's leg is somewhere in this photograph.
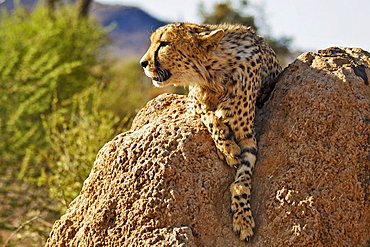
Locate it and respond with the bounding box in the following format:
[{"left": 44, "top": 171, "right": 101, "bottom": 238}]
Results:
[
  {"left": 202, "top": 110, "right": 257, "bottom": 241},
  {"left": 226, "top": 74, "right": 259, "bottom": 241},
  {"left": 200, "top": 111, "right": 242, "bottom": 167},
  {"left": 230, "top": 134, "right": 257, "bottom": 241}
]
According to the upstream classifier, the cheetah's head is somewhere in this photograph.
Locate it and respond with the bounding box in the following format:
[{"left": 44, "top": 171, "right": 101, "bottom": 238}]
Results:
[{"left": 140, "top": 23, "right": 224, "bottom": 87}]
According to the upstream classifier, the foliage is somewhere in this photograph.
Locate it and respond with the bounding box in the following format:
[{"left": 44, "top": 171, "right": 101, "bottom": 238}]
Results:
[
  {"left": 199, "top": 0, "right": 292, "bottom": 61},
  {"left": 0, "top": 4, "right": 107, "bottom": 178},
  {"left": 200, "top": 0, "right": 257, "bottom": 29},
  {"left": 42, "top": 88, "right": 128, "bottom": 209},
  {"left": 0, "top": 3, "right": 138, "bottom": 246},
  {"left": 0, "top": 4, "right": 131, "bottom": 245}
]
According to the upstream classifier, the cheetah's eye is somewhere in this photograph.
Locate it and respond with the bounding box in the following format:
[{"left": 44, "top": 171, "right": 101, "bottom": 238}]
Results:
[{"left": 159, "top": 41, "right": 170, "bottom": 48}]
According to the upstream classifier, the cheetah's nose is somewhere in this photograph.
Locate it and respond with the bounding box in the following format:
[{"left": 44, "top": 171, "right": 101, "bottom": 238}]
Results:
[{"left": 140, "top": 60, "right": 149, "bottom": 68}]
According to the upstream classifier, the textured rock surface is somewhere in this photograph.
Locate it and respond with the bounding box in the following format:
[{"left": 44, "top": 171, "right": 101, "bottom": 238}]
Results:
[
  {"left": 46, "top": 47, "right": 370, "bottom": 247},
  {"left": 46, "top": 94, "right": 238, "bottom": 246},
  {"left": 252, "top": 47, "right": 370, "bottom": 246}
]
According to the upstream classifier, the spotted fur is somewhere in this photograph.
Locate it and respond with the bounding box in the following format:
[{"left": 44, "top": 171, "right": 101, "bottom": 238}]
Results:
[{"left": 140, "top": 23, "right": 282, "bottom": 241}]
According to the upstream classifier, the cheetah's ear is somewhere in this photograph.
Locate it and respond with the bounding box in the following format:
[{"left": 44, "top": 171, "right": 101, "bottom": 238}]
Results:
[{"left": 198, "top": 29, "right": 224, "bottom": 47}]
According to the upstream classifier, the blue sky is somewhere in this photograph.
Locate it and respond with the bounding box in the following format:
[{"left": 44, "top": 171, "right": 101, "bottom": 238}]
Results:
[{"left": 96, "top": 0, "right": 370, "bottom": 52}]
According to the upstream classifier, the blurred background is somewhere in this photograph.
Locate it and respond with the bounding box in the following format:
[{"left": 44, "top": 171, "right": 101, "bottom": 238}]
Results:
[{"left": 0, "top": 0, "right": 368, "bottom": 245}]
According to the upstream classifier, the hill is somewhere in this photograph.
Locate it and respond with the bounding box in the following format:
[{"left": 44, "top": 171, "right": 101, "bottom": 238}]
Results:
[{"left": 91, "top": 2, "right": 166, "bottom": 57}]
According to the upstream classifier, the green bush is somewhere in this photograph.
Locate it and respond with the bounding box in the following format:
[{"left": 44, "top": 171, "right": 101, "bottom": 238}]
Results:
[
  {"left": 41, "top": 88, "right": 128, "bottom": 209},
  {"left": 0, "top": 4, "right": 135, "bottom": 245},
  {"left": 0, "top": 3, "right": 130, "bottom": 214},
  {"left": 0, "top": 4, "right": 108, "bottom": 177}
]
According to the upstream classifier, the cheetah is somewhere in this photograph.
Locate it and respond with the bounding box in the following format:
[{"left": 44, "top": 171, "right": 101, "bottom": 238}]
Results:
[{"left": 140, "top": 23, "right": 282, "bottom": 241}]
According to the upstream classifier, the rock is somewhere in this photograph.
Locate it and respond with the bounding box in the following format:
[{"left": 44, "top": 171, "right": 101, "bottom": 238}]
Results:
[
  {"left": 46, "top": 47, "right": 370, "bottom": 246},
  {"left": 253, "top": 47, "right": 370, "bottom": 246},
  {"left": 46, "top": 94, "right": 237, "bottom": 246}
]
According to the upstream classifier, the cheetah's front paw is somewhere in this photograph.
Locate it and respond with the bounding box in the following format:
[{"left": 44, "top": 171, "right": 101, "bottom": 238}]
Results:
[
  {"left": 218, "top": 143, "right": 241, "bottom": 167},
  {"left": 230, "top": 182, "right": 255, "bottom": 241},
  {"left": 232, "top": 209, "right": 255, "bottom": 241}
]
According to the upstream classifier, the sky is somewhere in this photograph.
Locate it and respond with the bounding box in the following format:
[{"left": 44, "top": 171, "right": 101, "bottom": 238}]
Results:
[{"left": 96, "top": 0, "right": 370, "bottom": 52}]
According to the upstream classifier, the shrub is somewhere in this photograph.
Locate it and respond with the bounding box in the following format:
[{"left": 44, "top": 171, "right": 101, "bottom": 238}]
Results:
[
  {"left": 0, "top": 4, "right": 133, "bottom": 245},
  {"left": 41, "top": 88, "right": 128, "bottom": 209},
  {"left": 0, "top": 4, "right": 107, "bottom": 178},
  {"left": 0, "top": 1, "right": 131, "bottom": 216}
]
